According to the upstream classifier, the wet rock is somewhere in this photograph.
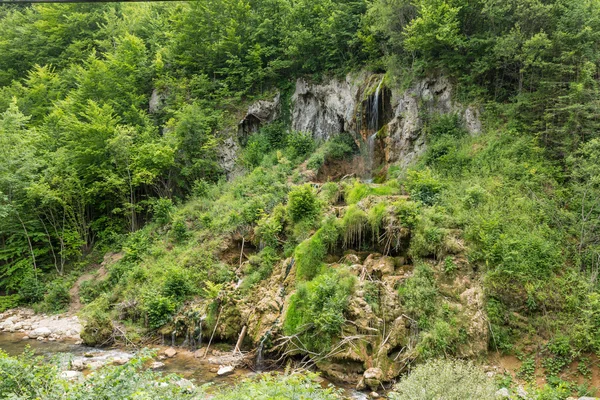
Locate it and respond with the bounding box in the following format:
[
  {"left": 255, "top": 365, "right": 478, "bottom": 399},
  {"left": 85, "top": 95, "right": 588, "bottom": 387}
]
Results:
[
  {"left": 175, "top": 378, "right": 196, "bottom": 393},
  {"left": 31, "top": 327, "right": 52, "bottom": 338},
  {"left": 71, "top": 360, "right": 85, "bottom": 371},
  {"left": 60, "top": 371, "right": 83, "bottom": 381},
  {"left": 217, "top": 365, "right": 235, "bottom": 376},
  {"left": 37, "top": 336, "right": 45, "bottom": 341},
  {"left": 164, "top": 348, "right": 177, "bottom": 358},
  {"left": 150, "top": 361, "right": 165, "bottom": 370},
  {"left": 112, "top": 357, "right": 127, "bottom": 366},
  {"left": 363, "top": 367, "right": 383, "bottom": 390},
  {"left": 193, "top": 349, "right": 204, "bottom": 358}
]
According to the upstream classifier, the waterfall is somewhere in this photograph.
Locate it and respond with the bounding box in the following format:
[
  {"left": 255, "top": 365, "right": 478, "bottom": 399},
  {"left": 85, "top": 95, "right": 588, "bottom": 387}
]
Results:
[
  {"left": 364, "top": 132, "right": 378, "bottom": 183},
  {"left": 197, "top": 320, "right": 202, "bottom": 348},
  {"left": 171, "top": 331, "right": 176, "bottom": 347},
  {"left": 255, "top": 330, "right": 271, "bottom": 371},
  {"left": 368, "top": 76, "right": 384, "bottom": 132},
  {"left": 364, "top": 76, "right": 384, "bottom": 182}
]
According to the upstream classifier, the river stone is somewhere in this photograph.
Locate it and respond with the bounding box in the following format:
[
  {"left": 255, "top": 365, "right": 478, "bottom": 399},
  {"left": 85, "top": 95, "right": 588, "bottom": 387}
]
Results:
[
  {"left": 22, "top": 336, "right": 29, "bottom": 340},
  {"left": 60, "top": 371, "right": 83, "bottom": 381},
  {"left": 32, "top": 327, "right": 52, "bottom": 338},
  {"left": 369, "top": 392, "right": 380, "bottom": 399},
  {"left": 71, "top": 360, "right": 85, "bottom": 371},
  {"left": 113, "top": 357, "right": 128, "bottom": 366},
  {"left": 363, "top": 367, "right": 383, "bottom": 390},
  {"left": 151, "top": 361, "right": 165, "bottom": 370},
  {"left": 164, "top": 347, "right": 177, "bottom": 358},
  {"left": 217, "top": 365, "right": 235, "bottom": 376}
]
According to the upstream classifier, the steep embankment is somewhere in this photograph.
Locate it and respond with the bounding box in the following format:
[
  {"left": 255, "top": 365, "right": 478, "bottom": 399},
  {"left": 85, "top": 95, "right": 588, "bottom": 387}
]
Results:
[{"left": 72, "top": 72, "right": 494, "bottom": 389}]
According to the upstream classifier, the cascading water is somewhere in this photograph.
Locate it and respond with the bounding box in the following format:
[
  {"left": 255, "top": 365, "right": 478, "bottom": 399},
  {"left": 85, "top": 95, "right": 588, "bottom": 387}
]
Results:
[
  {"left": 255, "top": 330, "right": 271, "bottom": 371},
  {"left": 364, "top": 76, "right": 384, "bottom": 182}
]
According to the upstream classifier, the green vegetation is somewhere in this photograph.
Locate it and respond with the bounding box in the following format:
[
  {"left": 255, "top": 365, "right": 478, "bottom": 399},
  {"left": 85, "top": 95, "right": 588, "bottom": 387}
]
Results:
[
  {"left": 389, "top": 359, "right": 497, "bottom": 400},
  {"left": 1, "top": 0, "right": 600, "bottom": 396},
  {"left": 0, "top": 350, "right": 342, "bottom": 400}
]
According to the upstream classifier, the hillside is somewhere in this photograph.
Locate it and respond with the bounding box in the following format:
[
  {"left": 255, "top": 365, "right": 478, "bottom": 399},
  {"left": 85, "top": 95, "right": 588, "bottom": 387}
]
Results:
[{"left": 1, "top": 0, "right": 600, "bottom": 399}]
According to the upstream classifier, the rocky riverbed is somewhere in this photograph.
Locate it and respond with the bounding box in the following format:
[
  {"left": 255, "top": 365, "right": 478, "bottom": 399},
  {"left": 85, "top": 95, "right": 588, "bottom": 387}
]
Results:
[{"left": 0, "top": 308, "right": 82, "bottom": 342}]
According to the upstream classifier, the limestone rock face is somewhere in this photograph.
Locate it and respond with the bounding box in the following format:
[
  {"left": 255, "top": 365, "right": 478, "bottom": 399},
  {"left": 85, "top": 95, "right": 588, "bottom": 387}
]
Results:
[
  {"left": 289, "top": 73, "right": 482, "bottom": 171},
  {"left": 291, "top": 77, "right": 357, "bottom": 140},
  {"left": 238, "top": 93, "right": 281, "bottom": 141}
]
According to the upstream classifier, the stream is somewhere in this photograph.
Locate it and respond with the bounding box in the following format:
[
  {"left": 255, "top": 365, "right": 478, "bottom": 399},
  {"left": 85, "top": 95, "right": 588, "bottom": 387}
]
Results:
[{"left": 0, "top": 332, "right": 368, "bottom": 399}]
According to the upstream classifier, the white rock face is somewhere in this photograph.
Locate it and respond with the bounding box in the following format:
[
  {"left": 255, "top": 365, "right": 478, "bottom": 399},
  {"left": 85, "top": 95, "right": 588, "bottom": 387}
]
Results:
[
  {"left": 289, "top": 73, "right": 482, "bottom": 170},
  {"left": 292, "top": 77, "right": 356, "bottom": 140}
]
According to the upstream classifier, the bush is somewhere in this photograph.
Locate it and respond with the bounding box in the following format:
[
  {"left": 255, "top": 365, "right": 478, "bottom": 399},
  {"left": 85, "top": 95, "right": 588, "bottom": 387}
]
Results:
[
  {"left": 405, "top": 169, "right": 443, "bottom": 206},
  {"left": 0, "top": 295, "right": 20, "bottom": 312},
  {"left": 44, "top": 281, "right": 71, "bottom": 312},
  {"left": 18, "top": 274, "right": 45, "bottom": 303},
  {"left": 153, "top": 197, "right": 175, "bottom": 225},
  {"left": 212, "top": 372, "right": 343, "bottom": 400},
  {"left": 285, "top": 130, "right": 314, "bottom": 160},
  {"left": 284, "top": 269, "right": 355, "bottom": 353},
  {"left": 295, "top": 218, "right": 339, "bottom": 281},
  {"left": 162, "top": 268, "right": 193, "bottom": 301},
  {"left": 145, "top": 294, "right": 177, "bottom": 329},
  {"left": 389, "top": 359, "right": 497, "bottom": 400},
  {"left": 399, "top": 264, "right": 438, "bottom": 325},
  {"left": 288, "top": 184, "right": 320, "bottom": 223}
]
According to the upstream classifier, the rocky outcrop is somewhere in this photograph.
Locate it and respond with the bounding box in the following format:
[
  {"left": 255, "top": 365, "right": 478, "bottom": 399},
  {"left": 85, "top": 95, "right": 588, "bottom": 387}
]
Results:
[
  {"left": 290, "top": 73, "right": 482, "bottom": 171},
  {"left": 238, "top": 94, "right": 281, "bottom": 142},
  {"left": 291, "top": 77, "right": 358, "bottom": 140}
]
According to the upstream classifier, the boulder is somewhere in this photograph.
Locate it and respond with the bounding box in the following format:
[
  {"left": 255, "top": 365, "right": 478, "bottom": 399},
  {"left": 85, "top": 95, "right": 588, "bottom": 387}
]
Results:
[
  {"left": 363, "top": 367, "right": 383, "bottom": 390},
  {"left": 150, "top": 362, "right": 165, "bottom": 370},
  {"left": 60, "top": 371, "right": 83, "bottom": 381},
  {"left": 32, "top": 327, "right": 52, "bottom": 338},
  {"left": 217, "top": 365, "right": 235, "bottom": 376},
  {"left": 71, "top": 360, "right": 85, "bottom": 371},
  {"left": 164, "top": 347, "right": 177, "bottom": 358}
]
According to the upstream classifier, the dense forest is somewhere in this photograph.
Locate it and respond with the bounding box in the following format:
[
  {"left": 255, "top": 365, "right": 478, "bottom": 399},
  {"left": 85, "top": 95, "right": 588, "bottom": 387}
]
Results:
[{"left": 1, "top": 0, "right": 600, "bottom": 398}]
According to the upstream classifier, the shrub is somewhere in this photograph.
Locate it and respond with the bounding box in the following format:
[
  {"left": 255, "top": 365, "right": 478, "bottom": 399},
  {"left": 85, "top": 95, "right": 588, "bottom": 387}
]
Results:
[
  {"left": 145, "top": 294, "right": 177, "bottom": 329},
  {"left": 399, "top": 263, "right": 438, "bottom": 328},
  {"left": 285, "top": 130, "right": 314, "bottom": 160},
  {"left": 255, "top": 205, "right": 285, "bottom": 248},
  {"left": 162, "top": 268, "right": 193, "bottom": 301},
  {"left": 284, "top": 269, "right": 355, "bottom": 353},
  {"left": 0, "top": 295, "right": 20, "bottom": 312},
  {"left": 426, "top": 113, "right": 466, "bottom": 141},
  {"left": 171, "top": 218, "right": 189, "bottom": 242},
  {"left": 122, "top": 229, "right": 153, "bottom": 262},
  {"left": 153, "top": 197, "right": 175, "bottom": 225},
  {"left": 389, "top": 359, "right": 497, "bottom": 400},
  {"left": 18, "top": 274, "right": 45, "bottom": 303},
  {"left": 405, "top": 169, "right": 443, "bottom": 206},
  {"left": 288, "top": 184, "right": 320, "bottom": 223},
  {"left": 44, "top": 281, "right": 70, "bottom": 312}
]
